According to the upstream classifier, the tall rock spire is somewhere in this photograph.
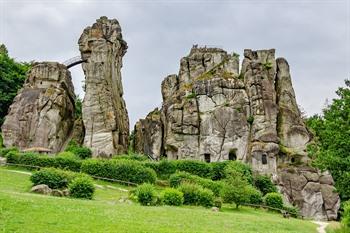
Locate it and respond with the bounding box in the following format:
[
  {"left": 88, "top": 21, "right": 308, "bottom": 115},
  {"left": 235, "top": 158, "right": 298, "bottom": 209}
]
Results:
[{"left": 79, "top": 16, "right": 129, "bottom": 157}]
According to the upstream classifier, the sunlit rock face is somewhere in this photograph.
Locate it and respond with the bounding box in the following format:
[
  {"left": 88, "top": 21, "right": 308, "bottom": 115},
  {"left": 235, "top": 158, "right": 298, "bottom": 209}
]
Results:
[
  {"left": 1, "top": 62, "right": 75, "bottom": 152},
  {"left": 79, "top": 16, "right": 129, "bottom": 157},
  {"left": 134, "top": 46, "right": 339, "bottom": 220}
]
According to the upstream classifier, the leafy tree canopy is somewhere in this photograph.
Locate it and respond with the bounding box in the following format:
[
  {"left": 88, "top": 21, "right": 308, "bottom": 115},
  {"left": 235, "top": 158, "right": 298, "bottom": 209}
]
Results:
[
  {"left": 306, "top": 80, "right": 350, "bottom": 201},
  {"left": 0, "top": 44, "right": 31, "bottom": 126}
]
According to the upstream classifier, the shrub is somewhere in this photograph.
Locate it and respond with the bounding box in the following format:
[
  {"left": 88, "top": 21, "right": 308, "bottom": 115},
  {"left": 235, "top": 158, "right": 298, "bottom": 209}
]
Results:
[
  {"left": 30, "top": 168, "right": 76, "bottom": 189},
  {"left": 81, "top": 159, "right": 156, "bottom": 184},
  {"left": 156, "top": 160, "right": 177, "bottom": 178},
  {"left": 254, "top": 175, "right": 277, "bottom": 195},
  {"left": 68, "top": 175, "right": 95, "bottom": 199},
  {"left": 342, "top": 201, "right": 350, "bottom": 228},
  {"left": 224, "top": 161, "right": 253, "bottom": 184},
  {"left": 264, "top": 192, "right": 284, "bottom": 210},
  {"left": 0, "top": 147, "right": 18, "bottom": 157},
  {"left": 5, "top": 152, "right": 82, "bottom": 172},
  {"left": 283, "top": 205, "right": 299, "bottom": 218},
  {"left": 169, "top": 172, "right": 223, "bottom": 196},
  {"left": 65, "top": 140, "right": 92, "bottom": 159},
  {"left": 174, "top": 160, "right": 212, "bottom": 178},
  {"left": 210, "top": 161, "right": 229, "bottom": 180},
  {"left": 246, "top": 186, "right": 263, "bottom": 205},
  {"left": 57, "top": 151, "right": 80, "bottom": 160},
  {"left": 214, "top": 197, "right": 223, "bottom": 209},
  {"left": 161, "top": 188, "right": 184, "bottom": 206},
  {"left": 113, "top": 154, "right": 149, "bottom": 161},
  {"left": 178, "top": 182, "right": 214, "bottom": 207},
  {"left": 135, "top": 183, "right": 157, "bottom": 206}
]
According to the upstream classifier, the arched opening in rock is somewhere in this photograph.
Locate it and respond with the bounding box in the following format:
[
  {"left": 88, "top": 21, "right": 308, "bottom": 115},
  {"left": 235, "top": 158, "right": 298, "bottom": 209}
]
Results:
[
  {"left": 291, "top": 157, "right": 295, "bottom": 163},
  {"left": 204, "top": 153, "right": 211, "bottom": 163},
  {"left": 229, "top": 149, "right": 237, "bottom": 161},
  {"left": 262, "top": 154, "right": 267, "bottom": 165}
]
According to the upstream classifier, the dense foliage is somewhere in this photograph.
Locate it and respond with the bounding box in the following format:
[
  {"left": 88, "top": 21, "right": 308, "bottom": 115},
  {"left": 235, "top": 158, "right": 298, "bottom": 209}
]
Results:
[
  {"left": 161, "top": 188, "right": 184, "bottom": 206},
  {"left": 30, "top": 168, "right": 76, "bottom": 189},
  {"left": 65, "top": 140, "right": 92, "bottom": 159},
  {"left": 306, "top": 80, "right": 350, "bottom": 201},
  {"left": 253, "top": 175, "right": 277, "bottom": 195},
  {"left": 81, "top": 159, "right": 157, "bottom": 184},
  {"left": 178, "top": 182, "right": 214, "bottom": 207},
  {"left": 135, "top": 183, "right": 157, "bottom": 206},
  {"left": 0, "top": 44, "right": 31, "bottom": 126},
  {"left": 68, "top": 175, "right": 95, "bottom": 199},
  {"left": 264, "top": 193, "right": 284, "bottom": 210}
]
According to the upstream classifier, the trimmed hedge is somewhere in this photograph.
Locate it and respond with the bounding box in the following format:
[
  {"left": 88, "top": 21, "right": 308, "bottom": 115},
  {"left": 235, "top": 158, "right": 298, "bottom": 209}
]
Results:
[
  {"left": 6, "top": 152, "right": 82, "bottom": 172},
  {"left": 0, "top": 147, "right": 18, "bottom": 157},
  {"left": 178, "top": 182, "right": 214, "bottom": 207},
  {"left": 161, "top": 188, "right": 184, "bottom": 206},
  {"left": 174, "top": 160, "right": 212, "bottom": 178},
  {"left": 143, "top": 160, "right": 177, "bottom": 179},
  {"left": 135, "top": 183, "right": 157, "bottom": 206},
  {"left": 113, "top": 154, "right": 149, "bottom": 161},
  {"left": 264, "top": 192, "right": 284, "bottom": 210},
  {"left": 69, "top": 175, "right": 95, "bottom": 199},
  {"left": 81, "top": 159, "right": 157, "bottom": 184},
  {"left": 30, "top": 168, "right": 78, "bottom": 189},
  {"left": 169, "top": 171, "right": 223, "bottom": 196}
]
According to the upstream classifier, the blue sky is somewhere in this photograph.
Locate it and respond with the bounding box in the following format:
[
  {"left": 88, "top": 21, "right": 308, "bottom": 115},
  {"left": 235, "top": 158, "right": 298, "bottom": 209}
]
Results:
[{"left": 1, "top": 0, "right": 349, "bottom": 127}]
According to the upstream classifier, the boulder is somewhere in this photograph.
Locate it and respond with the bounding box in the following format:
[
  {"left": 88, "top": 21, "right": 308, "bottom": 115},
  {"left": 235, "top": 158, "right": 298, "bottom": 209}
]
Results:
[
  {"left": 79, "top": 16, "right": 129, "bottom": 157},
  {"left": 0, "top": 157, "right": 6, "bottom": 166},
  {"left": 1, "top": 62, "right": 75, "bottom": 153},
  {"left": 51, "top": 189, "right": 64, "bottom": 197},
  {"left": 31, "top": 184, "right": 52, "bottom": 195}
]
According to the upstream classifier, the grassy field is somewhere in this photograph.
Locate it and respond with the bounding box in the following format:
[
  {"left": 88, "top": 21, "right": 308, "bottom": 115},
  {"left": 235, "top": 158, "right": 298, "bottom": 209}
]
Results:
[{"left": 0, "top": 166, "right": 318, "bottom": 233}]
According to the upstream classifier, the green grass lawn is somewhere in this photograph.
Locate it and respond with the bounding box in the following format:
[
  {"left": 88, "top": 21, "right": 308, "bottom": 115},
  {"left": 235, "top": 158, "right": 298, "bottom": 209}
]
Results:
[{"left": 0, "top": 166, "right": 317, "bottom": 233}]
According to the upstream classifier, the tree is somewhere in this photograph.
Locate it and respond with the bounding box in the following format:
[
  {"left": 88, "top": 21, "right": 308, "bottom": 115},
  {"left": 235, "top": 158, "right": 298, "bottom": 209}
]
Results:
[
  {"left": 306, "top": 80, "right": 350, "bottom": 201},
  {"left": 0, "top": 44, "right": 31, "bottom": 126}
]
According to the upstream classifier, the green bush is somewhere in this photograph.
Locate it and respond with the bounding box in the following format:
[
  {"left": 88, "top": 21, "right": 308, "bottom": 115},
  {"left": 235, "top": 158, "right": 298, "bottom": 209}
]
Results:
[
  {"left": 169, "top": 172, "right": 222, "bottom": 196},
  {"left": 178, "top": 182, "right": 214, "bottom": 207},
  {"left": 0, "top": 147, "right": 18, "bottom": 157},
  {"left": 174, "top": 160, "right": 212, "bottom": 178},
  {"left": 254, "top": 175, "right": 277, "bottom": 195},
  {"left": 264, "top": 192, "right": 284, "bottom": 210},
  {"left": 161, "top": 188, "right": 184, "bottom": 206},
  {"left": 135, "top": 183, "right": 157, "bottom": 206},
  {"left": 246, "top": 186, "right": 263, "bottom": 205},
  {"left": 65, "top": 140, "right": 92, "bottom": 159},
  {"left": 57, "top": 151, "right": 80, "bottom": 160},
  {"left": 113, "top": 154, "right": 149, "bottom": 161},
  {"left": 147, "top": 160, "right": 177, "bottom": 179},
  {"left": 210, "top": 161, "right": 229, "bottom": 180},
  {"left": 81, "top": 159, "right": 156, "bottom": 184},
  {"left": 30, "top": 168, "right": 76, "bottom": 189},
  {"left": 214, "top": 197, "right": 223, "bottom": 209},
  {"left": 283, "top": 205, "right": 299, "bottom": 218},
  {"left": 224, "top": 161, "right": 253, "bottom": 184},
  {"left": 342, "top": 201, "right": 350, "bottom": 228},
  {"left": 5, "top": 152, "right": 82, "bottom": 172},
  {"left": 68, "top": 175, "right": 95, "bottom": 199}
]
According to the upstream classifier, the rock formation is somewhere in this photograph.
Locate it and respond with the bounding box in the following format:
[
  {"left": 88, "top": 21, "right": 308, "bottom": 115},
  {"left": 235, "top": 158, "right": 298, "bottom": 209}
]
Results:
[
  {"left": 1, "top": 62, "right": 75, "bottom": 152},
  {"left": 133, "top": 46, "right": 339, "bottom": 220},
  {"left": 79, "top": 16, "right": 129, "bottom": 157}
]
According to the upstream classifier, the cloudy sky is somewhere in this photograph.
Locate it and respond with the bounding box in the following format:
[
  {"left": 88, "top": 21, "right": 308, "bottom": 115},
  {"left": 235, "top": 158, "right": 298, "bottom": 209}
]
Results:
[{"left": 1, "top": 0, "right": 349, "bottom": 127}]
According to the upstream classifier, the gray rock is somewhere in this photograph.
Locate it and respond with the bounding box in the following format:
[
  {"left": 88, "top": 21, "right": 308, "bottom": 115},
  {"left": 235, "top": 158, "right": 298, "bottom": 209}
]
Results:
[
  {"left": 79, "top": 16, "right": 129, "bottom": 157},
  {"left": 211, "top": 207, "right": 220, "bottom": 212},
  {"left": 62, "top": 189, "right": 70, "bottom": 196},
  {"left": 0, "top": 157, "right": 6, "bottom": 166},
  {"left": 31, "top": 184, "right": 52, "bottom": 195},
  {"left": 1, "top": 62, "right": 75, "bottom": 153},
  {"left": 51, "top": 189, "right": 64, "bottom": 197}
]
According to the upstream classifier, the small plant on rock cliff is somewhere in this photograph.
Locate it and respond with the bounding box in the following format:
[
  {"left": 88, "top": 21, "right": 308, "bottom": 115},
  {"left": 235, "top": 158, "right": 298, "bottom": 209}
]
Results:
[
  {"left": 263, "top": 61, "right": 273, "bottom": 70},
  {"left": 247, "top": 115, "right": 254, "bottom": 125},
  {"left": 186, "top": 92, "right": 197, "bottom": 99},
  {"left": 161, "top": 188, "right": 184, "bottom": 206},
  {"left": 68, "top": 175, "right": 95, "bottom": 199},
  {"left": 136, "top": 183, "right": 158, "bottom": 206}
]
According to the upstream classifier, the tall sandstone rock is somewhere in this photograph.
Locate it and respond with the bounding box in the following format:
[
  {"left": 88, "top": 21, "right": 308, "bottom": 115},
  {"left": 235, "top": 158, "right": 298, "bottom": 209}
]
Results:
[
  {"left": 133, "top": 46, "right": 339, "bottom": 220},
  {"left": 79, "top": 16, "right": 129, "bottom": 157},
  {"left": 1, "top": 62, "right": 75, "bottom": 152}
]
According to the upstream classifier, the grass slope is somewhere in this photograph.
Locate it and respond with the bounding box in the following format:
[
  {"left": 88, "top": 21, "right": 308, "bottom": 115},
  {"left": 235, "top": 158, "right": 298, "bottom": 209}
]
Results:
[{"left": 0, "top": 167, "right": 317, "bottom": 233}]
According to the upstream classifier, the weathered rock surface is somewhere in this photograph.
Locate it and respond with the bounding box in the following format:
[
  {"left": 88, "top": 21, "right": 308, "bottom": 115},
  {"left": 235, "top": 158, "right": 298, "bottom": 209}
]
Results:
[
  {"left": 31, "top": 184, "right": 52, "bottom": 195},
  {"left": 1, "top": 62, "right": 75, "bottom": 153},
  {"left": 134, "top": 46, "right": 339, "bottom": 220},
  {"left": 79, "top": 16, "right": 129, "bottom": 157},
  {"left": 277, "top": 167, "right": 340, "bottom": 220}
]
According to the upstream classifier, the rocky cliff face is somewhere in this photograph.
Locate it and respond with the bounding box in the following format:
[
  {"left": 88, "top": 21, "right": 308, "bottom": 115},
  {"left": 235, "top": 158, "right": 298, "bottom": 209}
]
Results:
[
  {"left": 1, "top": 62, "right": 75, "bottom": 153},
  {"left": 134, "top": 46, "right": 339, "bottom": 220},
  {"left": 79, "top": 16, "right": 129, "bottom": 157}
]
